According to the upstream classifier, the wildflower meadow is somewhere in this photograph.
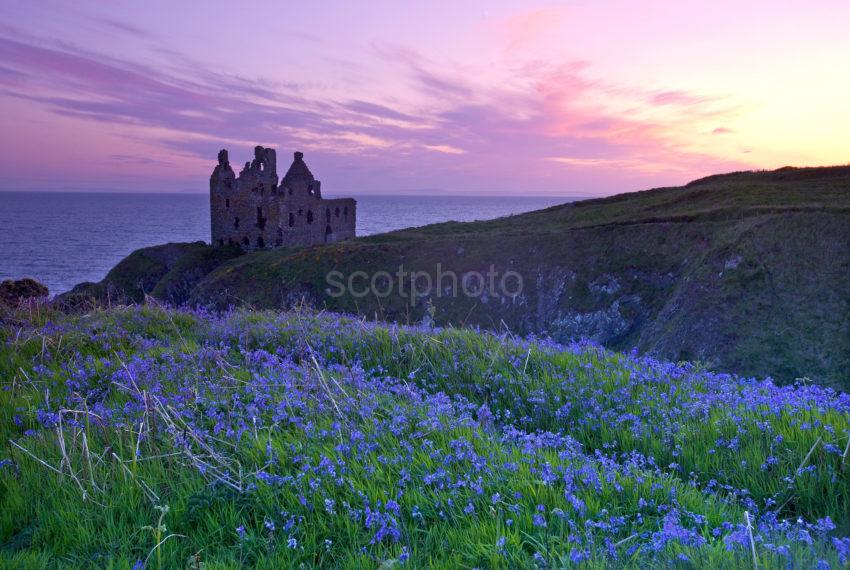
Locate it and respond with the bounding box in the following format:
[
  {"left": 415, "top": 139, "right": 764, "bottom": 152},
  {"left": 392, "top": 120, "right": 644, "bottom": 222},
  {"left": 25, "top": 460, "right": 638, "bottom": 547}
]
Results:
[{"left": 1, "top": 304, "right": 849, "bottom": 568}]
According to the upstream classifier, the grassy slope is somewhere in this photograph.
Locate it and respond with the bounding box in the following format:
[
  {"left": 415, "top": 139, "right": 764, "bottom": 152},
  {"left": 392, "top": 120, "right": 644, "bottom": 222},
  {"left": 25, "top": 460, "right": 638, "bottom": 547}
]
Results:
[
  {"left": 190, "top": 166, "right": 850, "bottom": 387},
  {"left": 57, "top": 165, "right": 850, "bottom": 387},
  {"left": 2, "top": 305, "right": 850, "bottom": 568}
]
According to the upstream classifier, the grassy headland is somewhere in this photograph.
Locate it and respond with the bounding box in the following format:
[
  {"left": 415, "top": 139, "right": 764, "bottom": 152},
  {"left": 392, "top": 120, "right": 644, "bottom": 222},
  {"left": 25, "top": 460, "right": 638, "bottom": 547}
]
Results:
[{"left": 59, "top": 165, "right": 850, "bottom": 387}]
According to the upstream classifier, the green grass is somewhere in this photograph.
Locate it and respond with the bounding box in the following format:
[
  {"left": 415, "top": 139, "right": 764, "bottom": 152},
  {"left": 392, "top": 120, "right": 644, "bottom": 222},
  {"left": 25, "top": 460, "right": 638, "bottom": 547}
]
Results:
[{"left": 1, "top": 304, "right": 849, "bottom": 567}]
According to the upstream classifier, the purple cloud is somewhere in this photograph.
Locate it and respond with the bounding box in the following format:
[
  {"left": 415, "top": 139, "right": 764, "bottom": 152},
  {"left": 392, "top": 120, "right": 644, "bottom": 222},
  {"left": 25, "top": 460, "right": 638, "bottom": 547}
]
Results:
[
  {"left": 650, "top": 89, "right": 713, "bottom": 106},
  {"left": 0, "top": 27, "right": 748, "bottom": 194},
  {"left": 98, "top": 18, "right": 151, "bottom": 38}
]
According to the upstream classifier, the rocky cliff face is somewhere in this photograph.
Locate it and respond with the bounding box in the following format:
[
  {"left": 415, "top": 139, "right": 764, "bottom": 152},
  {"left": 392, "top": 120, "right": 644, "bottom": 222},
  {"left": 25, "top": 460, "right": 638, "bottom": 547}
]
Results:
[{"left": 59, "top": 165, "right": 850, "bottom": 388}]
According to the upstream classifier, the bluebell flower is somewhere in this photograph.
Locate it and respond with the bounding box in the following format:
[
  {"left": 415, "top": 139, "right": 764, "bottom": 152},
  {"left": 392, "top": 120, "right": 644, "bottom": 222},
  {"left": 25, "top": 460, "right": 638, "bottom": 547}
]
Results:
[
  {"left": 833, "top": 536, "right": 850, "bottom": 563},
  {"left": 385, "top": 499, "right": 400, "bottom": 515},
  {"left": 324, "top": 498, "right": 336, "bottom": 514}
]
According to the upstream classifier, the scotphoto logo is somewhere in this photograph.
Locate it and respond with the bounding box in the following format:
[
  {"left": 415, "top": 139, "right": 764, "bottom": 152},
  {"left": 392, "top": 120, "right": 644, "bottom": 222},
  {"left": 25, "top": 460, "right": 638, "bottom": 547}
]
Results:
[{"left": 325, "top": 264, "right": 523, "bottom": 306}]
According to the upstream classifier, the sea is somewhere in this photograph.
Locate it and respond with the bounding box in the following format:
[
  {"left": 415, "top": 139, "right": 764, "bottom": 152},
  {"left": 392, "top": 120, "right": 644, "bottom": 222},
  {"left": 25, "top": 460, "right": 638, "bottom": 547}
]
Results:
[{"left": 0, "top": 192, "right": 573, "bottom": 295}]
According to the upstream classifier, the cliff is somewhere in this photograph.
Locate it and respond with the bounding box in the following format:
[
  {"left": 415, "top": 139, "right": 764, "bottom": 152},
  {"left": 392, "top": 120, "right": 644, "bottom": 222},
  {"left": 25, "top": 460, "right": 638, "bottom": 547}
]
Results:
[
  {"left": 57, "top": 241, "right": 242, "bottom": 308},
  {"left": 59, "top": 165, "right": 850, "bottom": 388}
]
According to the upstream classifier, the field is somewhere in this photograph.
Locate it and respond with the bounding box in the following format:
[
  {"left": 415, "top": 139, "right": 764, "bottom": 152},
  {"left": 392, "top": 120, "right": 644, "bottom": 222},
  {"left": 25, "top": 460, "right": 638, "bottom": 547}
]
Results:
[{"left": 1, "top": 303, "right": 850, "bottom": 568}]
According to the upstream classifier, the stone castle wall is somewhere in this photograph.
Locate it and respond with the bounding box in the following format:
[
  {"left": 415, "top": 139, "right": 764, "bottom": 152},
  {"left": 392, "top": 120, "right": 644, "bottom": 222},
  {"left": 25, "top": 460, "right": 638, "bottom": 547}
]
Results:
[{"left": 210, "top": 146, "right": 356, "bottom": 250}]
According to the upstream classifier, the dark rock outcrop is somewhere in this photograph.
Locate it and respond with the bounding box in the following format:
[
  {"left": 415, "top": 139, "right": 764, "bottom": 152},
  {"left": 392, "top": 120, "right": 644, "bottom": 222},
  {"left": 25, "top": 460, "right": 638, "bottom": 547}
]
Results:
[{"left": 0, "top": 278, "right": 49, "bottom": 307}]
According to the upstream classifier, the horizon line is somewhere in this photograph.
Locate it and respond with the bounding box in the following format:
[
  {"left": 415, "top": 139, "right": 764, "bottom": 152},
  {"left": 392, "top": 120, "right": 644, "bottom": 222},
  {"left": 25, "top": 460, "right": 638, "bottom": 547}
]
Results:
[{"left": 0, "top": 188, "right": 597, "bottom": 199}]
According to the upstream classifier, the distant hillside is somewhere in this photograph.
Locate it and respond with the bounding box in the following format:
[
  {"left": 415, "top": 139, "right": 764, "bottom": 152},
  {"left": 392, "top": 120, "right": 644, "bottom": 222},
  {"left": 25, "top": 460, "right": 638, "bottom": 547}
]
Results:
[{"left": 58, "top": 165, "right": 850, "bottom": 388}]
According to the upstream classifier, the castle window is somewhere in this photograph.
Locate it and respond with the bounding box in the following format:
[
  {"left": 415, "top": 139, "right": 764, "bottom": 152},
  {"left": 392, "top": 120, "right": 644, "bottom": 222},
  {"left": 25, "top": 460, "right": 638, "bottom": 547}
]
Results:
[
  {"left": 307, "top": 184, "right": 313, "bottom": 195},
  {"left": 242, "top": 236, "right": 249, "bottom": 246},
  {"left": 307, "top": 210, "right": 314, "bottom": 224},
  {"left": 225, "top": 198, "right": 230, "bottom": 208},
  {"left": 335, "top": 207, "right": 340, "bottom": 217},
  {"left": 324, "top": 225, "right": 333, "bottom": 242},
  {"left": 234, "top": 216, "right": 240, "bottom": 229},
  {"left": 343, "top": 207, "right": 348, "bottom": 218},
  {"left": 256, "top": 207, "right": 266, "bottom": 229},
  {"left": 288, "top": 212, "right": 295, "bottom": 227},
  {"left": 256, "top": 236, "right": 265, "bottom": 248},
  {"left": 326, "top": 208, "right": 331, "bottom": 221}
]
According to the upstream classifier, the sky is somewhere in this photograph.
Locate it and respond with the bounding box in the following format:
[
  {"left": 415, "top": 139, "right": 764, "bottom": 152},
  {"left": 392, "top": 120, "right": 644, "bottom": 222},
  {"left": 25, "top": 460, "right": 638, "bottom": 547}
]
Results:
[{"left": 1, "top": 1, "right": 849, "bottom": 196}]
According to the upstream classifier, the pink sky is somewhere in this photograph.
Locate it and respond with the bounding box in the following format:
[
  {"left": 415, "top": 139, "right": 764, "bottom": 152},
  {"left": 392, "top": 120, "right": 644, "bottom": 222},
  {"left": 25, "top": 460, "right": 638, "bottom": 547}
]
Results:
[{"left": 1, "top": 1, "right": 849, "bottom": 196}]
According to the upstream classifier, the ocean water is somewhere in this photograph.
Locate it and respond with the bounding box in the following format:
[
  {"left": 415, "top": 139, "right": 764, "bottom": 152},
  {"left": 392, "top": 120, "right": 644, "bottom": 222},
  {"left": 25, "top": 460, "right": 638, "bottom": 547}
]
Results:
[{"left": 0, "top": 192, "right": 571, "bottom": 295}]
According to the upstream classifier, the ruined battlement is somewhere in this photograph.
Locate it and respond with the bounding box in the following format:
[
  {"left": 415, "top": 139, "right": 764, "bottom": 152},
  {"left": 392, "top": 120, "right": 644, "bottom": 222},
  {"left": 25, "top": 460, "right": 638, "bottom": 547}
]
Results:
[{"left": 210, "top": 146, "right": 356, "bottom": 250}]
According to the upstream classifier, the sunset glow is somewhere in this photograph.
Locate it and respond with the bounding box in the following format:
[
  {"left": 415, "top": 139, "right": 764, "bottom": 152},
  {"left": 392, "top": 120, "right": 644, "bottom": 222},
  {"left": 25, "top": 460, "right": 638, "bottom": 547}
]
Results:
[{"left": 2, "top": 1, "right": 849, "bottom": 195}]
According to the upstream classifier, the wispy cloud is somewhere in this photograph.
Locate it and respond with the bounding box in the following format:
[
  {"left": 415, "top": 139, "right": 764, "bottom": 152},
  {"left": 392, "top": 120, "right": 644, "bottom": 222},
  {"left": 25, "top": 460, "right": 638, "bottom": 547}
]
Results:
[
  {"left": 424, "top": 144, "right": 466, "bottom": 155},
  {"left": 98, "top": 17, "right": 151, "bottom": 38},
  {"left": 495, "top": 7, "right": 570, "bottom": 53},
  {"left": 108, "top": 154, "right": 176, "bottom": 167},
  {"left": 650, "top": 90, "right": 713, "bottom": 106},
  {"left": 0, "top": 22, "right": 749, "bottom": 193}
]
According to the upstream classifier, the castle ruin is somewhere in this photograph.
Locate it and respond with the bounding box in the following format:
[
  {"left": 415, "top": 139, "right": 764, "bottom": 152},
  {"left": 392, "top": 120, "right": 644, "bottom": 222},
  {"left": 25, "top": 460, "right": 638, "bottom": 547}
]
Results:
[{"left": 210, "top": 146, "right": 356, "bottom": 250}]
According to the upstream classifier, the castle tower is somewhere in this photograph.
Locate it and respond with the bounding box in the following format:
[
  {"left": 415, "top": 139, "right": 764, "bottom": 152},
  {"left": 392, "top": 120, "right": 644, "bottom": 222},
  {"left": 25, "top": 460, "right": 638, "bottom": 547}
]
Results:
[
  {"left": 280, "top": 151, "right": 321, "bottom": 198},
  {"left": 209, "top": 149, "right": 235, "bottom": 247},
  {"left": 210, "top": 146, "right": 355, "bottom": 250}
]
